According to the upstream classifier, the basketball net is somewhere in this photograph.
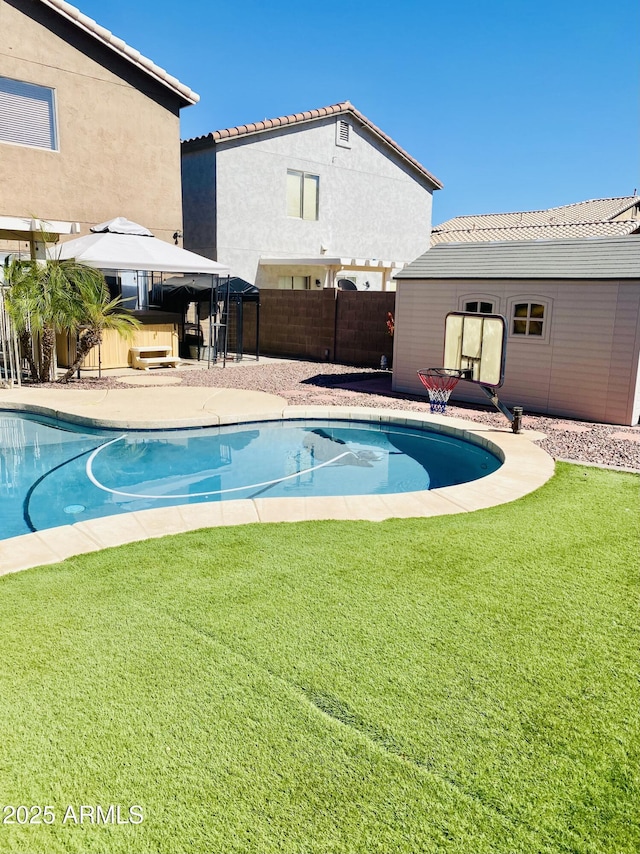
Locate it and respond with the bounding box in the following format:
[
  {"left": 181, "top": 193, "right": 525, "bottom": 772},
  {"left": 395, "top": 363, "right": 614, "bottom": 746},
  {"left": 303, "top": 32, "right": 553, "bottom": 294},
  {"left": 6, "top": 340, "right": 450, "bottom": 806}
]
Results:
[{"left": 417, "top": 368, "right": 465, "bottom": 414}]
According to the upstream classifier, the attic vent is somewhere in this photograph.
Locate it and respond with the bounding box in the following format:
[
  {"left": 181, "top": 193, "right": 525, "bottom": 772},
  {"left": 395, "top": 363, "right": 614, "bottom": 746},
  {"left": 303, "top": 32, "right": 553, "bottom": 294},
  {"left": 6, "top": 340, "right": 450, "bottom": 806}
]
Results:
[{"left": 336, "top": 119, "right": 351, "bottom": 148}]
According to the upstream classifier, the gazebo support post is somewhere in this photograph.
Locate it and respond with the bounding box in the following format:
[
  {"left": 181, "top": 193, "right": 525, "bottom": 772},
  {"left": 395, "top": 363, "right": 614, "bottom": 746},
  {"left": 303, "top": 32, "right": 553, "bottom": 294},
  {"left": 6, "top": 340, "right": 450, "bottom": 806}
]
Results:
[
  {"left": 235, "top": 297, "right": 243, "bottom": 361},
  {"left": 207, "top": 274, "right": 215, "bottom": 369},
  {"left": 255, "top": 299, "right": 260, "bottom": 361}
]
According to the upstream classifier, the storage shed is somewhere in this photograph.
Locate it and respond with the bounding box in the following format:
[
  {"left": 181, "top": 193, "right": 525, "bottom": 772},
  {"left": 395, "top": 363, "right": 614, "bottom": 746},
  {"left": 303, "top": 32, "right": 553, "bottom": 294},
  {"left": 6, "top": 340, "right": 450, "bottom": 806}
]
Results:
[{"left": 392, "top": 235, "right": 640, "bottom": 425}]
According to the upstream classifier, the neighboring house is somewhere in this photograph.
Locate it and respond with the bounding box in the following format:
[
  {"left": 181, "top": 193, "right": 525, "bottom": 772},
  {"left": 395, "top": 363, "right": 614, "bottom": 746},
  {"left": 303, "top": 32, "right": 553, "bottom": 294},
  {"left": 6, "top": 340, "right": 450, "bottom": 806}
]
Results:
[
  {"left": 181, "top": 101, "right": 443, "bottom": 291},
  {"left": 0, "top": 0, "right": 198, "bottom": 258},
  {"left": 392, "top": 235, "right": 640, "bottom": 426},
  {"left": 431, "top": 196, "right": 640, "bottom": 245}
]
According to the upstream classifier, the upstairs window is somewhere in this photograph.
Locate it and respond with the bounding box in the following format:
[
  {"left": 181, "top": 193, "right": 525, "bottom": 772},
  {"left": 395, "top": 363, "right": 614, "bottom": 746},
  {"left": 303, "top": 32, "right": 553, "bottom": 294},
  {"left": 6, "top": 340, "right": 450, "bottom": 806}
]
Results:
[
  {"left": 287, "top": 169, "right": 319, "bottom": 220},
  {"left": 0, "top": 77, "right": 57, "bottom": 150},
  {"left": 512, "top": 302, "right": 545, "bottom": 336}
]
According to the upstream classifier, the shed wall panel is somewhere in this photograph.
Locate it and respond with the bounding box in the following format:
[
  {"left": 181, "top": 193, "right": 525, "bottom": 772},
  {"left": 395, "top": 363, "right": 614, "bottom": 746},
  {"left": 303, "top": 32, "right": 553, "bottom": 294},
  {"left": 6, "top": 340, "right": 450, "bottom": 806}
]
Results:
[
  {"left": 609, "top": 283, "right": 640, "bottom": 423},
  {"left": 393, "top": 277, "right": 640, "bottom": 424}
]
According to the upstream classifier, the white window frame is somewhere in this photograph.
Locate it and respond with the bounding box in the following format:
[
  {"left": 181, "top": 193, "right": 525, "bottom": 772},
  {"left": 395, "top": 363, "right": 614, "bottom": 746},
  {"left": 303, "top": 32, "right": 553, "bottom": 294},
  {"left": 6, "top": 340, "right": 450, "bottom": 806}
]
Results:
[
  {"left": 508, "top": 296, "right": 551, "bottom": 342},
  {"left": 286, "top": 169, "right": 319, "bottom": 220},
  {"left": 277, "top": 275, "right": 310, "bottom": 290},
  {"left": 0, "top": 76, "right": 58, "bottom": 150}
]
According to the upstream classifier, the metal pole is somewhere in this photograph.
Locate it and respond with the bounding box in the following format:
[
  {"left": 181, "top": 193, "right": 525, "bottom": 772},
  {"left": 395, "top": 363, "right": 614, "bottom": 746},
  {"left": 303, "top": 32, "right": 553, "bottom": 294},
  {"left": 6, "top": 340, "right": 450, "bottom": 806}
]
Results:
[
  {"left": 511, "top": 406, "right": 523, "bottom": 435},
  {"left": 236, "top": 297, "right": 243, "bottom": 361},
  {"left": 208, "top": 275, "right": 214, "bottom": 369},
  {"left": 256, "top": 298, "right": 260, "bottom": 361},
  {"left": 479, "top": 385, "right": 524, "bottom": 433},
  {"left": 222, "top": 275, "right": 230, "bottom": 368}
]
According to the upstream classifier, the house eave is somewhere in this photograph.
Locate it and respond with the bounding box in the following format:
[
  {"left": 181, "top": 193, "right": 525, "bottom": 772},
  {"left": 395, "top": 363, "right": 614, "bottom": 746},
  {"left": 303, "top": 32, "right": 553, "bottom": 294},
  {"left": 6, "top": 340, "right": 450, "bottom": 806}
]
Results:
[
  {"left": 38, "top": 0, "right": 199, "bottom": 107},
  {"left": 260, "top": 256, "right": 406, "bottom": 270}
]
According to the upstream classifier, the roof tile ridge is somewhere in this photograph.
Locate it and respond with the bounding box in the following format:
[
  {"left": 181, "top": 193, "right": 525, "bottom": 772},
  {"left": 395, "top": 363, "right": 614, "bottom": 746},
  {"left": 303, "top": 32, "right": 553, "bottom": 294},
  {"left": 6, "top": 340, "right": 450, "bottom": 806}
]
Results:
[
  {"left": 182, "top": 100, "right": 442, "bottom": 189},
  {"left": 606, "top": 197, "right": 640, "bottom": 218},
  {"left": 436, "top": 219, "right": 632, "bottom": 233},
  {"left": 38, "top": 0, "right": 198, "bottom": 104},
  {"left": 440, "top": 232, "right": 637, "bottom": 245},
  {"left": 437, "top": 197, "right": 640, "bottom": 229},
  {"left": 434, "top": 208, "right": 548, "bottom": 227},
  {"left": 343, "top": 103, "right": 442, "bottom": 188},
  {"left": 206, "top": 101, "right": 353, "bottom": 141},
  {"left": 546, "top": 195, "right": 638, "bottom": 215}
]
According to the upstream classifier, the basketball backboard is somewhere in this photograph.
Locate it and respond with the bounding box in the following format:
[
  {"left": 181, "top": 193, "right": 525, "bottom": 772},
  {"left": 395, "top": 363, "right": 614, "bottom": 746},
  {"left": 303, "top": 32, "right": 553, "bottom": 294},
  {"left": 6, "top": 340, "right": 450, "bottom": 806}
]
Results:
[{"left": 443, "top": 312, "right": 507, "bottom": 387}]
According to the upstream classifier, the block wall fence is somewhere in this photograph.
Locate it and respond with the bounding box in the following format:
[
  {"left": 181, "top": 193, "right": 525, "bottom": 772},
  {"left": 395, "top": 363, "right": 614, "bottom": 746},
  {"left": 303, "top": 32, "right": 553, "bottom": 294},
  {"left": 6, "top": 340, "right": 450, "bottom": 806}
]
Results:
[{"left": 231, "top": 290, "right": 396, "bottom": 367}]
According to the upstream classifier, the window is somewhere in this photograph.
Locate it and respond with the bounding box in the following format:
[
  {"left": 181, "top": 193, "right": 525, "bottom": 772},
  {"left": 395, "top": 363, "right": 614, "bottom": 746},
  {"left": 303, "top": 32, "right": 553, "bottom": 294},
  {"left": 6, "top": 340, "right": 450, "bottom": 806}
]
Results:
[
  {"left": 459, "top": 295, "right": 498, "bottom": 314},
  {"left": 336, "top": 119, "right": 351, "bottom": 148},
  {"left": 0, "top": 77, "right": 57, "bottom": 150},
  {"left": 278, "top": 276, "right": 309, "bottom": 290},
  {"left": 464, "top": 300, "right": 494, "bottom": 314},
  {"left": 512, "top": 302, "right": 545, "bottom": 336},
  {"left": 287, "top": 170, "right": 319, "bottom": 220}
]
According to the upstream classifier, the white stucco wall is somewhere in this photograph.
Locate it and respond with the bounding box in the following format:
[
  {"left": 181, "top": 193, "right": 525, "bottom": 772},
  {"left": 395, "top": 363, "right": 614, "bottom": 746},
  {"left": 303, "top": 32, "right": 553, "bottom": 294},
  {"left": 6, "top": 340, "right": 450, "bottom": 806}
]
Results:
[
  {"left": 392, "top": 278, "right": 640, "bottom": 426},
  {"left": 182, "top": 116, "right": 435, "bottom": 285}
]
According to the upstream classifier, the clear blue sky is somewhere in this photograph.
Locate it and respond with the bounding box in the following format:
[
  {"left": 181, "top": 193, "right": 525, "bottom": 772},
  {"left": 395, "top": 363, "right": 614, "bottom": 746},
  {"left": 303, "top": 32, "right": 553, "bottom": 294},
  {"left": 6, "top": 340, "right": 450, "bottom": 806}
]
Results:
[{"left": 77, "top": 0, "right": 639, "bottom": 225}]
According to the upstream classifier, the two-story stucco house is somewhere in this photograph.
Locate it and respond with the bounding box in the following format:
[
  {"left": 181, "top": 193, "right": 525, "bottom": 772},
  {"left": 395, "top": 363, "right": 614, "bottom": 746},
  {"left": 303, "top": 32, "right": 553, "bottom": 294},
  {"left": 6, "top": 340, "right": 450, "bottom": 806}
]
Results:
[
  {"left": 181, "top": 101, "right": 443, "bottom": 291},
  {"left": 0, "top": 0, "right": 198, "bottom": 255}
]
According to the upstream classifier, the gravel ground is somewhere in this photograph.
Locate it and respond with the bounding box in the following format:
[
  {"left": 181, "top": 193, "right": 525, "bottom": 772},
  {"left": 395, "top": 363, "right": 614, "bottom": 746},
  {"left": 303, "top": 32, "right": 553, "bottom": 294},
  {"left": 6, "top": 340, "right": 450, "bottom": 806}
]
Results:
[{"left": 47, "top": 359, "right": 640, "bottom": 471}]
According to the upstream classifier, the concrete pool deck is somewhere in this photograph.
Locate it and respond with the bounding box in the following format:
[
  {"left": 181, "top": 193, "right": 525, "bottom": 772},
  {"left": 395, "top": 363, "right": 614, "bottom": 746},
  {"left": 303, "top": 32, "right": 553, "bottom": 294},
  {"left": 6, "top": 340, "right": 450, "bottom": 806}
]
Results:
[{"left": 0, "top": 385, "right": 555, "bottom": 575}]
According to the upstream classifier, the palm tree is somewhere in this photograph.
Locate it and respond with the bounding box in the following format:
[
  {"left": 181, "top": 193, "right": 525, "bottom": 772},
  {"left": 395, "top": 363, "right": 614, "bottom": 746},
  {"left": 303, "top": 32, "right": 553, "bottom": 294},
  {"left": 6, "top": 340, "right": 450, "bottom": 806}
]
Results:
[
  {"left": 58, "top": 274, "right": 140, "bottom": 383},
  {"left": 3, "top": 257, "right": 78, "bottom": 382},
  {"left": 5, "top": 257, "right": 139, "bottom": 383},
  {"left": 2, "top": 260, "right": 39, "bottom": 381}
]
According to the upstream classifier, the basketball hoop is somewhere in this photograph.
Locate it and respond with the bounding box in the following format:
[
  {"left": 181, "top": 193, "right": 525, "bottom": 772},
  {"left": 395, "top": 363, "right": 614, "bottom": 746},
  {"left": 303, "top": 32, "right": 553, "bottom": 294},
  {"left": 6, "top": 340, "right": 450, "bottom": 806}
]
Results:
[{"left": 417, "top": 368, "right": 465, "bottom": 414}]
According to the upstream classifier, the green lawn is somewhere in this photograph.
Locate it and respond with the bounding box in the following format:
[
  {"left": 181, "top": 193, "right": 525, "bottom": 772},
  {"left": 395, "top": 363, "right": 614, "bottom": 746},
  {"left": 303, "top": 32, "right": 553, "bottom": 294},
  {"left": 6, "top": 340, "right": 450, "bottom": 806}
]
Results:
[{"left": 0, "top": 463, "right": 638, "bottom": 854}]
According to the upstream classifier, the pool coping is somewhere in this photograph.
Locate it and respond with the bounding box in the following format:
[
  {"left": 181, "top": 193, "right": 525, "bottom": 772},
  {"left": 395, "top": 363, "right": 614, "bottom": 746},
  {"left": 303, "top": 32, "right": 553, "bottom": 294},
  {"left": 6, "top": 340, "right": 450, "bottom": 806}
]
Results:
[{"left": 0, "top": 393, "right": 555, "bottom": 575}]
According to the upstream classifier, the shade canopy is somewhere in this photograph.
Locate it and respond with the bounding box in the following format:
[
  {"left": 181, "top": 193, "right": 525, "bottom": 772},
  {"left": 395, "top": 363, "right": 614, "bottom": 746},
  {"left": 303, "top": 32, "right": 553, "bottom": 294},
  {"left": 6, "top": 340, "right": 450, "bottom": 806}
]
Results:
[
  {"left": 159, "top": 274, "right": 258, "bottom": 303},
  {"left": 52, "top": 218, "right": 230, "bottom": 275},
  {"left": 90, "top": 216, "right": 153, "bottom": 236}
]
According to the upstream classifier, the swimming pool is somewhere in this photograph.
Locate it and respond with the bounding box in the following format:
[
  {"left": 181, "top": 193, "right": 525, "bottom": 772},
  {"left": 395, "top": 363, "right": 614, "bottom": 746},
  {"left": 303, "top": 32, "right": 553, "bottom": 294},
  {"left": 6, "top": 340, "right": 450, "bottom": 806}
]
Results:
[{"left": 0, "top": 412, "right": 502, "bottom": 540}]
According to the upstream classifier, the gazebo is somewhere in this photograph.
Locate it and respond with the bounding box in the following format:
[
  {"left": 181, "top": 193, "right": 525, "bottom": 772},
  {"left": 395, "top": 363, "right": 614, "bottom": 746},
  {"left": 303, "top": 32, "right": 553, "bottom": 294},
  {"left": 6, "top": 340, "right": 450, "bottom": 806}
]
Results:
[{"left": 52, "top": 218, "right": 230, "bottom": 371}]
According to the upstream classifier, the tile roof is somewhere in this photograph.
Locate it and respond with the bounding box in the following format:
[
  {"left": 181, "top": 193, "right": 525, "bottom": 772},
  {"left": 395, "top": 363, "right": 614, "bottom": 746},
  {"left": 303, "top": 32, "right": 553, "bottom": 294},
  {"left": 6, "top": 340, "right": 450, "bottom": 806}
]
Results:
[
  {"left": 432, "top": 196, "right": 640, "bottom": 243},
  {"left": 431, "top": 220, "right": 640, "bottom": 244},
  {"left": 182, "top": 101, "right": 443, "bottom": 190},
  {"left": 39, "top": 0, "right": 199, "bottom": 105}
]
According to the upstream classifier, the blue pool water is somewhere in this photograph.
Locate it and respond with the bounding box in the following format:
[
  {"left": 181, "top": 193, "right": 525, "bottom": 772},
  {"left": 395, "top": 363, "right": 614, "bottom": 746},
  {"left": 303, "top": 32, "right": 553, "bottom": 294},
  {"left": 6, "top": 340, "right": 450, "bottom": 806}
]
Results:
[{"left": 0, "top": 412, "right": 502, "bottom": 539}]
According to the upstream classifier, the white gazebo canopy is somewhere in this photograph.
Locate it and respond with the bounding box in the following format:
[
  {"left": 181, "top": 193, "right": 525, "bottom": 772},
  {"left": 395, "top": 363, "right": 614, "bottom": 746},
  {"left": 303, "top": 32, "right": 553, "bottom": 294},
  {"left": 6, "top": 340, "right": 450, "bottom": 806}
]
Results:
[{"left": 52, "top": 217, "right": 230, "bottom": 275}]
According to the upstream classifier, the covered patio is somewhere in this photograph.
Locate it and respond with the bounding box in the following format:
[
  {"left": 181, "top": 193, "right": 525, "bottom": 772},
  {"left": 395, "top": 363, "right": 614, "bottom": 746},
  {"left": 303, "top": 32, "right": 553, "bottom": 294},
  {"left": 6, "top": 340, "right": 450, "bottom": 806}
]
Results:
[{"left": 258, "top": 256, "right": 405, "bottom": 291}]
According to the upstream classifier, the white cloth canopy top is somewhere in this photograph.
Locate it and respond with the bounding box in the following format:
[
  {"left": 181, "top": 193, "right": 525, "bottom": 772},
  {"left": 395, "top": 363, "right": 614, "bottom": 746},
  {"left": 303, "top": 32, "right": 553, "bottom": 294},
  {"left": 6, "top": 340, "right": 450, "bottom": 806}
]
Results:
[
  {"left": 52, "top": 218, "right": 229, "bottom": 275},
  {"left": 90, "top": 216, "right": 154, "bottom": 237}
]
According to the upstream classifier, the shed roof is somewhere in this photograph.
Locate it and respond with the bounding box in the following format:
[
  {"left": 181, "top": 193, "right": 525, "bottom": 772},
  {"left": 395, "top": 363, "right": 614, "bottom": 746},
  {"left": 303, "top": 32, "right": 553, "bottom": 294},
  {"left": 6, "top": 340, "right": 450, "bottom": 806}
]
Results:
[
  {"left": 182, "top": 101, "right": 443, "bottom": 190},
  {"left": 38, "top": 0, "right": 199, "bottom": 106},
  {"left": 395, "top": 235, "right": 640, "bottom": 280},
  {"left": 431, "top": 196, "right": 640, "bottom": 244}
]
